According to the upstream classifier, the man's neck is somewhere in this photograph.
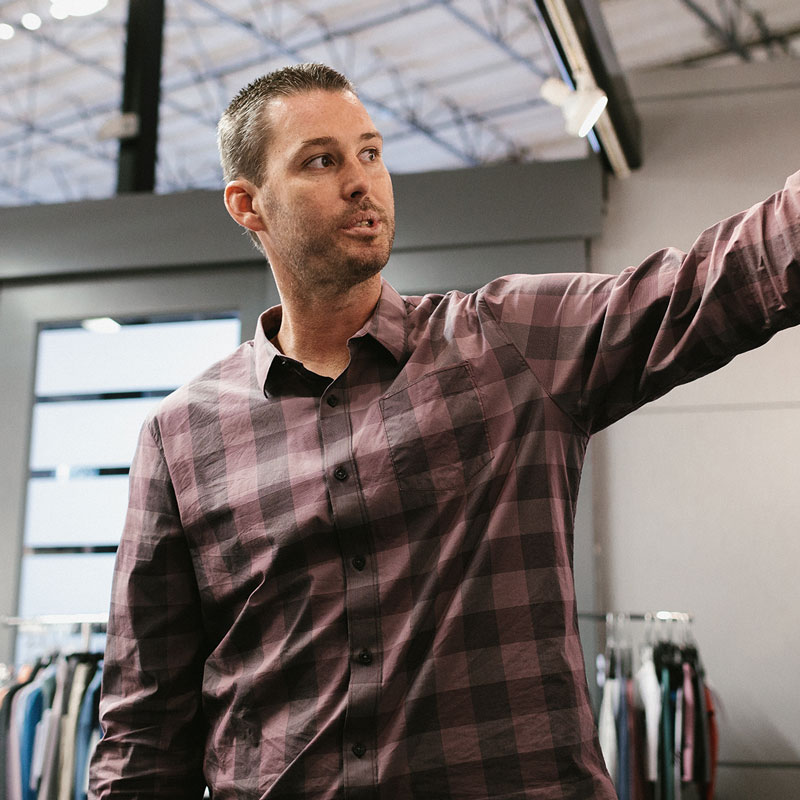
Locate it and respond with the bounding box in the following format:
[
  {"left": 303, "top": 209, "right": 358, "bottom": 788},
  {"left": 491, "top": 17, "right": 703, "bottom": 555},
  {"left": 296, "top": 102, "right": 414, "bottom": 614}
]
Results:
[{"left": 274, "top": 275, "right": 382, "bottom": 379}]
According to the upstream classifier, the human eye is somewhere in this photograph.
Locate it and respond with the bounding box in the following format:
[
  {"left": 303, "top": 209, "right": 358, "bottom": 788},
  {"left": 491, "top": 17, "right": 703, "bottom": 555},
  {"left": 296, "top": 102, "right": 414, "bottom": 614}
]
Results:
[
  {"left": 306, "top": 154, "right": 334, "bottom": 169},
  {"left": 360, "top": 147, "right": 380, "bottom": 163}
]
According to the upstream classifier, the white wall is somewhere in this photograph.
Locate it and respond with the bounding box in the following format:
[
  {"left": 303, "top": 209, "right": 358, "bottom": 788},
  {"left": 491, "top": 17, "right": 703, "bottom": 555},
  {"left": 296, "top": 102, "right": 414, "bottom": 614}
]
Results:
[{"left": 591, "top": 60, "right": 800, "bottom": 798}]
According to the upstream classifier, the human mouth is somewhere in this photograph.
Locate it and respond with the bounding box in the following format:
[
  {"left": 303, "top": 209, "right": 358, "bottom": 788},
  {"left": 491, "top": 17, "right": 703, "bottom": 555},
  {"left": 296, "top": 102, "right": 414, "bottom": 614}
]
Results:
[{"left": 342, "top": 209, "right": 381, "bottom": 231}]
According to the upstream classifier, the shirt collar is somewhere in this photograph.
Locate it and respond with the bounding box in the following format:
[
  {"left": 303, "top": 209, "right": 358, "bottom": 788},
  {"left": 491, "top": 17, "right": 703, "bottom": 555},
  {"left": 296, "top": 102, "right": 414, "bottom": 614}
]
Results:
[
  {"left": 360, "top": 278, "right": 408, "bottom": 364},
  {"left": 254, "top": 303, "right": 284, "bottom": 397},
  {"left": 253, "top": 278, "right": 409, "bottom": 398}
]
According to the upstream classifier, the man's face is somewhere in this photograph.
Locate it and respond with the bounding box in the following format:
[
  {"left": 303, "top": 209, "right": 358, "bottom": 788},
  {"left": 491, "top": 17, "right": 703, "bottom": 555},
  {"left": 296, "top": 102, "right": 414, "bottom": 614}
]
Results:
[{"left": 255, "top": 89, "right": 395, "bottom": 295}]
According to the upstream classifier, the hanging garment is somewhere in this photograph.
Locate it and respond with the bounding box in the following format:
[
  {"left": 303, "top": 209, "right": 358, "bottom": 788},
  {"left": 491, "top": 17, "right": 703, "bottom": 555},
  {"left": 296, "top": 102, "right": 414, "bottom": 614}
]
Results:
[
  {"left": 36, "top": 656, "right": 76, "bottom": 800},
  {"left": 73, "top": 666, "right": 102, "bottom": 800},
  {"left": 2, "top": 665, "right": 37, "bottom": 800},
  {"left": 689, "top": 658, "right": 711, "bottom": 789},
  {"left": 57, "top": 661, "right": 96, "bottom": 800},
  {"left": 636, "top": 646, "right": 662, "bottom": 784},
  {"left": 20, "top": 679, "right": 46, "bottom": 800},
  {"left": 21, "top": 665, "right": 56, "bottom": 800},
  {"left": 8, "top": 681, "right": 32, "bottom": 800},
  {"left": 598, "top": 677, "right": 619, "bottom": 785},
  {"left": 627, "top": 678, "right": 647, "bottom": 800},
  {"left": 703, "top": 686, "right": 719, "bottom": 800},
  {"left": 673, "top": 686, "right": 683, "bottom": 800},
  {"left": 617, "top": 677, "right": 631, "bottom": 800},
  {"left": 681, "top": 662, "right": 696, "bottom": 783},
  {"left": 659, "top": 664, "right": 674, "bottom": 800}
]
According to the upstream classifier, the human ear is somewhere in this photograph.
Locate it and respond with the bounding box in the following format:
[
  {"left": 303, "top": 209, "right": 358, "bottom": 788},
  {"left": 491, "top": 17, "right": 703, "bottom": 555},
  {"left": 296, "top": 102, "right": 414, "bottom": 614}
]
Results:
[{"left": 223, "top": 180, "right": 266, "bottom": 232}]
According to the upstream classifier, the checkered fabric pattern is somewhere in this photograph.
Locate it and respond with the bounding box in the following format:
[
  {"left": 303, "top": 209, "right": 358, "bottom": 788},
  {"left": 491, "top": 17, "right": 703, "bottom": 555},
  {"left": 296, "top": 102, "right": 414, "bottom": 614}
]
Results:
[{"left": 90, "top": 173, "right": 800, "bottom": 799}]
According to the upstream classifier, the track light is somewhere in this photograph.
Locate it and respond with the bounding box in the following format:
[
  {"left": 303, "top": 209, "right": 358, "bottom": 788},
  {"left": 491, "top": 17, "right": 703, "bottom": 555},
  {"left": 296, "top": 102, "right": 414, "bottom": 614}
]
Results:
[{"left": 540, "top": 74, "right": 608, "bottom": 138}]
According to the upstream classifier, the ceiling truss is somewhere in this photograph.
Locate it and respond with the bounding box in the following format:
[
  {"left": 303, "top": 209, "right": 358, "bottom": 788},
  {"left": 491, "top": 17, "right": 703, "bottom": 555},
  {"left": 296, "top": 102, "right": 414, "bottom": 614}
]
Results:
[
  {"left": 675, "top": 0, "right": 797, "bottom": 62},
  {"left": 0, "top": 0, "right": 798, "bottom": 206}
]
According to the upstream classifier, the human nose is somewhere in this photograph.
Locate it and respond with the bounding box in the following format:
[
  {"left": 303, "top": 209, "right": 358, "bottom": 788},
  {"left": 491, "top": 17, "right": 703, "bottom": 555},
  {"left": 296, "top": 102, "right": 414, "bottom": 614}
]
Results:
[{"left": 340, "top": 156, "right": 370, "bottom": 200}]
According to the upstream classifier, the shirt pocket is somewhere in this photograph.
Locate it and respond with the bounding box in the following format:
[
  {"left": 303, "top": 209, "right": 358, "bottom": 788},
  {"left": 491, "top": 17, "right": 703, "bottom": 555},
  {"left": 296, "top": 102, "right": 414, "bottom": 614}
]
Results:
[{"left": 379, "top": 362, "right": 492, "bottom": 492}]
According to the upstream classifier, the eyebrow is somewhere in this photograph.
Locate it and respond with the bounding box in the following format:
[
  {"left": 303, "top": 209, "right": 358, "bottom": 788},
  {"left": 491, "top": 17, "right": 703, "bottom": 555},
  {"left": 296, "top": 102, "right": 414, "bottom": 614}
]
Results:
[{"left": 297, "top": 131, "right": 383, "bottom": 150}]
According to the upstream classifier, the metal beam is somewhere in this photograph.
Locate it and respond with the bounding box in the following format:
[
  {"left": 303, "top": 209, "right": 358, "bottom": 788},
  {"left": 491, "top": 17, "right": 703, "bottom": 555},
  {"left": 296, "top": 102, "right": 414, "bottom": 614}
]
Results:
[
  {"left": 189, "top": 0, "right": 530, "bottom": 166},
  {"left": 433, "top": 0, "right": 548, "bottom": 78},
  {"left": 656, "top": 21, "right": 800, "bottom": 67},
  {"left": 159, "top": 1, "right": 441, "bottom": 100},
  {"left": 0, "top": 109, "right": 116, "bottom": 163},
  {"left": 675, "top": 0, "right": 752, "bottom": 60},
  {"left": 117, "top": 0, "right": 166, "bottom": 193},
  {"left": 0, "top": 0, "right": 483, "bottom": 199},
  {"left": 0, "top": 21, "right": 227, "bottom": 153}
]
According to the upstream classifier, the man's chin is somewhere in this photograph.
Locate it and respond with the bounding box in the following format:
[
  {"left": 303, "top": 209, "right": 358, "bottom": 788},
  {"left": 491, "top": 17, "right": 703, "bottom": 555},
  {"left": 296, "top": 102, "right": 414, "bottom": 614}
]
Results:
[
  {"left": 302, "top": 258, "right": 385, "bottom": 299},
  {"left": 341, "top": 258, "right": 387, "bottom": 289},
  {"left": 343, "top": 244, "right": 392, "bottom": 280}
]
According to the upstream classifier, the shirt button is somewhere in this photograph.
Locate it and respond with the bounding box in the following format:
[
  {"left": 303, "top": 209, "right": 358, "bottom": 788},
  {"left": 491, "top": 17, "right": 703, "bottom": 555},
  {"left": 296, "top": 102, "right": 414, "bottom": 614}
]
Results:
[
  {"left": 351, "top": 555, "right": 366, "bottom": 571},
  {"left": 334, "top": 466, "right": 348, "bottom": 481},
  {"left": 351, "top": 743, "right": 366, "bottom": 758},
  {"left": 326, "top": 395, "right": 338, "bottom": 407},
  {"left": 357, "top": 649, "right": 373, "bottom": 665}
]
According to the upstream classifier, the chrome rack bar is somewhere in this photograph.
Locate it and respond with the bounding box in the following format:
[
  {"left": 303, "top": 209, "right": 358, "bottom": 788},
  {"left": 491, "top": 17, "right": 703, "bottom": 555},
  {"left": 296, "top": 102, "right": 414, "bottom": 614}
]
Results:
[
  {"left": 577, "top": 611, "right": 694, "bottom": 623},
  {"left": 1, "top": 613, "right": 108, "bottom": 651}
]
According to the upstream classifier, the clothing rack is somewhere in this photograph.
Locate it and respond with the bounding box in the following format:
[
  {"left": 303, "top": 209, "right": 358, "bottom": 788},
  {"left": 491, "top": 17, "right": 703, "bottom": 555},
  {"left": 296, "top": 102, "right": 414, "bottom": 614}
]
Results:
[
  {"left": 583, "top": 610, "right": 717, "bottom": 800},
  {"left": 580, "top": 611, "right": 696, "bottom": 685},
  {"left": 0, "top": 632, "right": 105, "bottom": 800}
]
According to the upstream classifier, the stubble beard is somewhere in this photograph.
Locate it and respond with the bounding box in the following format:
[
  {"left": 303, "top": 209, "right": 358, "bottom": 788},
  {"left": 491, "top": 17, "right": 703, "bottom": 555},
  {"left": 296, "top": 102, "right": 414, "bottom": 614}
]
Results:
[{"left": 275, "top": 202, "right": 395, "bottom": 299}]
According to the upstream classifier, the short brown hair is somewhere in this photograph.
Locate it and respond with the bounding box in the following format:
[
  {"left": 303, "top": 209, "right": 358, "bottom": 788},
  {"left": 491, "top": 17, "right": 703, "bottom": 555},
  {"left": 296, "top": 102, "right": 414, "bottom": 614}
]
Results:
[{"left": 217, "top": 62, "right": 355, "bottom": 188}]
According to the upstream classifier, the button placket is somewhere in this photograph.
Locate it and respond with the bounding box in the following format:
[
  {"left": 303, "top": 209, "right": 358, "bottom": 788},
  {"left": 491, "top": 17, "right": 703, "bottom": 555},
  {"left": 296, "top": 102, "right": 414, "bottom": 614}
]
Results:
[{"left": 318, "top": 382, "right": 380, "bottom": 796}]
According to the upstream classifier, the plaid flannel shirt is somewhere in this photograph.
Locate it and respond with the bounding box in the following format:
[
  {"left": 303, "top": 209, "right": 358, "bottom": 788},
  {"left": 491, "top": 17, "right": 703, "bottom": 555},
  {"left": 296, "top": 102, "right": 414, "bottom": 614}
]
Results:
[{"left": 90, "top": 173, "right": 800, "bottom": 799}]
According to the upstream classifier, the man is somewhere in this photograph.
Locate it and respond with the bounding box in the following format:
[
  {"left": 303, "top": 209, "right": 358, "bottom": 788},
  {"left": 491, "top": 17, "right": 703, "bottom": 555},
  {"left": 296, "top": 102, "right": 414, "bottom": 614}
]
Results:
[{"left": 89, "top": 63, "right": 800, "bottom": 799}]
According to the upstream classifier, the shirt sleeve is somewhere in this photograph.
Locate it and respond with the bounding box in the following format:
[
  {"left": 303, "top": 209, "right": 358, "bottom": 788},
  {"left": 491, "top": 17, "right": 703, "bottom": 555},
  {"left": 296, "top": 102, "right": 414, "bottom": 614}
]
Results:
[
  {"left": 89, "top": 418, "right": 208, "bottom": 799},
  {"left": 480, "top": 170, "right": 800, "bottom": 434}
]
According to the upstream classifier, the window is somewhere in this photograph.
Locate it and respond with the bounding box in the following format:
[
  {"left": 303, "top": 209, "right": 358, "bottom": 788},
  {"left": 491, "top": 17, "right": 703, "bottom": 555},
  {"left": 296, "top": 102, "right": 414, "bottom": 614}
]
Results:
[{"left": 15, "top": 313, "right": 241, "bottom": 662}]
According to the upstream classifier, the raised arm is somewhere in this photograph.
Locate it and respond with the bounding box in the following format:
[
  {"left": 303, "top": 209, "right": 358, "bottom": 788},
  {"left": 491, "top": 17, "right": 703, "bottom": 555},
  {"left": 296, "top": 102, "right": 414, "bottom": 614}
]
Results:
[{"left": 480, "top": 170, "right": 800, "bottom": 434}]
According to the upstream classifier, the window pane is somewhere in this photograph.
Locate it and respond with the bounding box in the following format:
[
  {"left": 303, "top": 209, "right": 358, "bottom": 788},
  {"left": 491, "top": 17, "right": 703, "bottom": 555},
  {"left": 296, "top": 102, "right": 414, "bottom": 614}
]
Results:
[
  {"left": 35, "top": 318, "right": 241, "bottom": 396},
  {"left": 29, "top": 397, "right": 159, "bottom": 471},
  {"left": 18, "top": 313, "right": 242, "bottom": 664},
  {"left": 18, "top": 554, "right": 116, "bottom": 618},
  {"left": 25, "top": 475, "right": 129, "bottom": 547}
]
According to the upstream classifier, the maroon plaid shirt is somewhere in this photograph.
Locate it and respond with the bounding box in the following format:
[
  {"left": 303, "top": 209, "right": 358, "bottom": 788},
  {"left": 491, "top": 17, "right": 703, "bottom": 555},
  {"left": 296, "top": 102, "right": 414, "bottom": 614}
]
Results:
[{"left": 91, "top": 174, "right": 800, "bottom": 799}]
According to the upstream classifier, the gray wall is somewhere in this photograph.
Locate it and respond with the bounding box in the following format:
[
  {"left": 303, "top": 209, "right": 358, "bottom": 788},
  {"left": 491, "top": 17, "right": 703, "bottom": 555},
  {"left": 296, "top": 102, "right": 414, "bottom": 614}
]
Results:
[
  {"left": 0, "top": 159, "right": 601, "bottom": 283},
  {"left": 0, "top": 158, "right": 604, "bottom": 672},
  {"left": 592, "top": 60, "right": 800, "bottom": 798}
]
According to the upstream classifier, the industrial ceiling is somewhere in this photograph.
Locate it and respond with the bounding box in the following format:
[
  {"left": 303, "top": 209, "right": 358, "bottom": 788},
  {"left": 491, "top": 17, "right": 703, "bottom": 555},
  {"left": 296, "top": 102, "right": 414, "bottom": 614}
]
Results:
[{"left": 0, "top": 0, "right": 798, "bottom": 207}]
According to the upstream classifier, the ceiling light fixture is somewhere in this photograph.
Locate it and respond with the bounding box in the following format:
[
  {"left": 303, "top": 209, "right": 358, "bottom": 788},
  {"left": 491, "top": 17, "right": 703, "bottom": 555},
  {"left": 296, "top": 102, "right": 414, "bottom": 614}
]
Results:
[
  {"left": 21, "top": 13, "right": 42, "bottom": 31},
  {"left": 0, "top": 23, "right": 15, "bottom": 40},
  {"left": 534, "top": 0, "right": 638, "bottom": 177},
  {"left": 50, "top": 0, "right": 108, "bottom": 18},
  {"left": 81, "top": 316, "right": 121, "bottom": 334},
  {"left": 540, "top": 74, "right": 608, "bottom": 138}
]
